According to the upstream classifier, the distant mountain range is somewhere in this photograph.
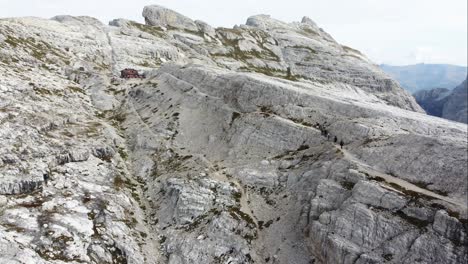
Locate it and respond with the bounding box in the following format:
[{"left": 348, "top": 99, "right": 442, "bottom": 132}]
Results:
[
  {"left": 413, "top": 79, "right": 467, "bottom": 123},
  {"left": 380, "top": 63, "right": 467, "bottom": 93}
]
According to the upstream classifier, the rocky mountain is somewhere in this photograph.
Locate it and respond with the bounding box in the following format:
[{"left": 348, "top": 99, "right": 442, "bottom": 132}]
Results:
[
  {"left": 414, "top": 79, "right": 467, "bottom": 123},
  {"left": 381, "top": 63, "right": 468, "bottom": 93},
  {"left": 442, "top": 79, "right": 468, "bottom": 123},
  {"left": 413, "top": 88, "right": 451, "bottom": 117},
  {"left": 0, "top": 5, "right": 467, "bottom": 264}
]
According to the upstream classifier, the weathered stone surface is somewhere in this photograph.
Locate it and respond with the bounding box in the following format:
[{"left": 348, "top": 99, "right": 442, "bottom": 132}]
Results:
[
  {"left": 57, "top": 148, "right": 90, "bottom": 165},
  {"left": 92, "top": 146, "right": 115, "bottom": 161},
  {"left": 433, "top": 210, "right": 466, "bottom": 245},
  {"left": 143, "top": 5, "right": 198, "bottom": 31},
  {"left": 352, "top": 180, "right": 407, "bottom": 211},
  {"left": 0, "top": 4, "right": 466, "bottom": 264},
  {"left": 0, "top": 177, "right": 43, "bottom": 195},
  {"left": 195, "top": 20, "right": 216, "bottom": 37},
  {"left": 309, "top": 179, "right": 350, "bottom": 220}
]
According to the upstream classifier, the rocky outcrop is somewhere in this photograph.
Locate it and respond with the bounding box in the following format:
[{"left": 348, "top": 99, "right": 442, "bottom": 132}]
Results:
[
  {"left": 351, "top": 180, "right": 407, "bottom": 211},
  {"left": 433, "top": 210, "right": 466, "bottom": 245},
  {"left": 0, "top": 176, "right": 43, "bottom": 195},
  {"left": 142, "top": 5, "right": 198, "bottom": 31},
  {"left": 56, "top": 149, "right": 90, "bottom": 165},
  {"left": 0, "top": 4, "right": 466, "bottom": 264},
  {"left": 195, "top": 20, "right": 216, "bottom": 37}
]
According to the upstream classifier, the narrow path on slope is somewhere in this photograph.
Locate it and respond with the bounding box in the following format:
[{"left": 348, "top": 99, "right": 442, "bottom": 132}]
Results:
[{"left": 338, "top": 146, "right": 467, "bottom": 213}]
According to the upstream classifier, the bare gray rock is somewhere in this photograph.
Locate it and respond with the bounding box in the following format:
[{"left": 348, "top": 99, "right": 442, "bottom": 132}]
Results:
[
  {"left": 0, "top": 4, "right": 466, "bottom": 264},
  {"left": 143, "top": 5, "right": 198, "bottom": 31},
  {"left": 433, "top": 210, "right": 466, "bottom": 245},
  {"left": 352, "top": 180, "right": 407, "bottom": 211}
]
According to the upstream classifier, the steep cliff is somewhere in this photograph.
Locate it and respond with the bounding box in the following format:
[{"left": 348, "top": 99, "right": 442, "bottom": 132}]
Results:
[
  {"left": 413, "top": 79, "right": 467, "bottom": 124},
  {"left": 413, "top": 88, "right": 451, "bottom": 116},
  {"left": 443, "top": 79, "right": 468, "bottom": 123}
]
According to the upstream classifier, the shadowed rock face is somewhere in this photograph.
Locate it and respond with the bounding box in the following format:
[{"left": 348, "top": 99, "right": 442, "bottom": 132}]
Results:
[
  {"left": 414, "top": 88, "right": 451, "bottom": 116},
  {"left": 413, "top": 79, "right": 467, "bottom": 124},
  {"left": 443, "top": 79, "right": 468, "bottom": 124},
  {"left": 142, "top": 5, "right": 198, "bottom": 31},
  {"left": 0, "top": 5, "right": 466, "bottom": 264}
]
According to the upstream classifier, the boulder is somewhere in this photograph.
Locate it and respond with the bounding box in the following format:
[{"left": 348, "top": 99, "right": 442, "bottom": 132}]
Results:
[
  {"left": 142, "top": 5, "right": 198, "bottom": 31},
  {"left": 245, "top": 15, "right": 289, "bottom": 30},
  {"left": 195, "top": 20, "right": 216, "bottom": 37},
  {"left": 352, "top": 181, "right": 407, "bottom": 211},
  {"left": 309, "top": 179, "right": 350, "bottom": 220},
  {"left": 57, "top": 149, "right": 90, "bottom": 165},
  {"left": 433, "top": 210, "right": 466, "bottom": 245},
  {"left": 301, "top": 16, "right": 317, "bottom": 27}
]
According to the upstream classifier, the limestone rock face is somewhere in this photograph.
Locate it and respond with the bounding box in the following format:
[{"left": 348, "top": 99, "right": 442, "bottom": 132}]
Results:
[
  {"left": 352, "top": 180, "right": 407, "bottom": 211},
  {"left": 143, "top": 5, "right": 198, "bottom": 31},
  {"left": 0, "top": 4, "right": 466, "bottom": 264},
  {"left": 433, "top": 210, "right": 466, "bottom": 245},
  {"left": 413, "top": 87, "right": 451, "bottom": 116},
  {"left": 195, "top": 20, "right": 216, "bottom": 37}
]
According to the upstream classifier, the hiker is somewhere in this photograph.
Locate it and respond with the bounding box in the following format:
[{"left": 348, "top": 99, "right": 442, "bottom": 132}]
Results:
[
  {"left": 339, "top": 140, "right": 344, "bottom": 149},
  {"left": 43, "top": 173, "right": 49, "bottom": 184},
  {"left": 327, "top": 133, "right": 330, "bottom": 141},
  {"left": 334, "top": 136, "right": 337, "bottom": 143}
]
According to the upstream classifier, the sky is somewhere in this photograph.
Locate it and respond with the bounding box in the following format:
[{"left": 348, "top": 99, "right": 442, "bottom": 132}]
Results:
[{"left": 0, "top": 0, "right": 466, "bottom": 66}]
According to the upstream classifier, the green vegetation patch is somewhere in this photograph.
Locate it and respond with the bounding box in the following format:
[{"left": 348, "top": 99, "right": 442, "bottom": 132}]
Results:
[
  {"left": 118, "top": 147, "right": 128, "bottom": 160},
  {"left": 291, "top": 45, "right": 317, "bottom": 54},
  {"left": 301, "top": 28, "right": 320, "bottom": 37},
  {"left": 129, "top": 21, "right": 165, "bottom": 38},
  {"left": 239, "top": 64, "right": 305, "bottom": 82},
  {"left": 228, "top": 206, "right": 256, "bottom": 228},
  {"left": 4, "top": 35, "right": 68, "bottom": 65},
  {"left": 67, "top": 86, "right": 85, "bottom": 94}
]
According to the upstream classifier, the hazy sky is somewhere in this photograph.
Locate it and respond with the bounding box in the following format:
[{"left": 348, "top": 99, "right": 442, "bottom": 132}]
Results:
[{"left": 1, "top": 0, "right": 466, "bottom": 66}]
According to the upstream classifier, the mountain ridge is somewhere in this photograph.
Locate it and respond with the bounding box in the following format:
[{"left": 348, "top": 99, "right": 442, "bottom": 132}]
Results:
[
  {"left": 380, "top": 63, "right": 468, "bottom": 93},
  {"left": 413, "top": 79, "right": 468, "bottom": 123},
  {"left": 0, "top": 5, "right": 466, "bottom": 264}
]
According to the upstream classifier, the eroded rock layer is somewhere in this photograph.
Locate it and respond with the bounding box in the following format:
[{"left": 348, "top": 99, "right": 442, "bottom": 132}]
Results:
[{"left": 0, "top": 5, "right": 466, "bottom": 264}]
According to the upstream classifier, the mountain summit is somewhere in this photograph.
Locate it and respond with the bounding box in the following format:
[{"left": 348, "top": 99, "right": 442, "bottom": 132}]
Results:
[{"left": 0, "top": 5, "right": 466, "bottom": 264}]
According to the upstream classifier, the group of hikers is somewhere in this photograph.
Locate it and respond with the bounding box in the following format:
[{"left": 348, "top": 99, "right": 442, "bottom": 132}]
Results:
[{"left": 315, "top": 122, "right": 344, "bottom": 149}]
